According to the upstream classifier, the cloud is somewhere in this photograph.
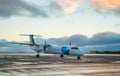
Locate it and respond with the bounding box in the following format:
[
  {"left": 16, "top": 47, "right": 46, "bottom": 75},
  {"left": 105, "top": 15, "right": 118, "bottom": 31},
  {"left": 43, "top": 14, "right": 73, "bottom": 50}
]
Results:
[
  {"left": 49, "top": 0, "right": 120, "bottom": 15},
  {"left": 35, "top": 34, "right": 88, "bottom": 45},
  {"left": 0, "top": 0, "right": 75, "bottom": 18},
  {"left": 44, "top": 32, "right": 120, "bottom": 52},
  {"left": 0, "top": 0, "right": 48, "bottom": 18},
  {"left": 0, "top": 39, "right": 8, "bottom": 47},
  {"left": 0, "top": 0, "right": 82, "bottom": 18},
  {"left": 40, "top": 32, "right": 120, "bottom": 46},
  {"left": 80, "top": 43, "right": 120, "bottom": 53},
  {"left": 48, "top": 1, "right": 64, "bottom": 16},
  {"left": 1, "top": 0, "right": 120, "bottom": 18},
  {"left": 89, "top": 31, "right": 120, "bottom": 45},
  {"left": 35, "top": 32, "right": 120, "bottom": 52},
  {"left": 61, "top": 0, "right": 82, "bottom": 14},
  {"left": 93, "top": 0, "right": 120, "bottom": 9},
  {"left": 92, "top": 0, "right": 120, "bottom": 15}
]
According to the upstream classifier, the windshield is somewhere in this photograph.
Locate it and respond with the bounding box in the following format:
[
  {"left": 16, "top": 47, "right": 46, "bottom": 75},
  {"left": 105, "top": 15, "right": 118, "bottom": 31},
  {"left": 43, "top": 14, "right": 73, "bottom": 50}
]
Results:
[{"left": 71, "top": 47, "right": 79, "bottom": 49}]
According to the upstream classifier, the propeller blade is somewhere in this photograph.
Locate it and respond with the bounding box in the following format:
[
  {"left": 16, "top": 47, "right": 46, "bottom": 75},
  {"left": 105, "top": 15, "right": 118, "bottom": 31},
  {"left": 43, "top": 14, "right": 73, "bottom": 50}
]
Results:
[
  {"left": 45, "top": 40, "right": 46, "bottom": 46},
  {"left": 69, "top": 41, "right": 72, "bottom": 46},
  {"left": 44, "top": 40, "right": 47, "bottom": 53}
]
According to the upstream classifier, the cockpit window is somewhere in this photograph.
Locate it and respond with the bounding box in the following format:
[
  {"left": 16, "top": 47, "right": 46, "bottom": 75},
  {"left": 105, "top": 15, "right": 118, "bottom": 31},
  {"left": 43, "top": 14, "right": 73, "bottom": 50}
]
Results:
[{"left": 71, "top": 47, "right": 79, "bottom": 49}]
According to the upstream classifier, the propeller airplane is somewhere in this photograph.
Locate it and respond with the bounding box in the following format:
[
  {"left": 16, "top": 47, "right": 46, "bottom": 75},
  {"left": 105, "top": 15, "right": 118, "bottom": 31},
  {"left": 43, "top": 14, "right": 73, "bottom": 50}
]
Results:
[{"left": 8, "top": 34, "right": 84, "bottom": 59}]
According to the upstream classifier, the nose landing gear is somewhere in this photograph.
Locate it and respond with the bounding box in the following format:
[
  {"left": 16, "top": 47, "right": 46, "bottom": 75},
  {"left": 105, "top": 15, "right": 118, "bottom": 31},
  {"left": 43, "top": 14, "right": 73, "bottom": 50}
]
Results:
[
  {"left": 77, "top": 55, "right": 81, "bottom": 60},
  {"left": 36, "top": 53, "right": 40, "bottom": 58}
]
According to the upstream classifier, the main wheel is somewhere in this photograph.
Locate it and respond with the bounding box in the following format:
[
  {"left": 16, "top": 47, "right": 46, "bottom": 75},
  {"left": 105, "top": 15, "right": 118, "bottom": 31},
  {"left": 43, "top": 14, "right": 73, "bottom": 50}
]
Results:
[
  {"left": 36, "top": 54, "right": 40, "bottom": 58},
  {"left": 60, "top": 54, "right": 64, "bottom": 57},
  {"left": 77, "top": 56, "right": 81, "bottom": 60}
]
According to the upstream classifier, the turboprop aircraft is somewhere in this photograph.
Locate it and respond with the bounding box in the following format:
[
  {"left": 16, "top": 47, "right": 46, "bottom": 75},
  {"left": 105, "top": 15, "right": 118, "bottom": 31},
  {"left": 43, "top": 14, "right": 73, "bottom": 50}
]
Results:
[{"left": 9, "top": 34, "right": 84, "bottom": 59}]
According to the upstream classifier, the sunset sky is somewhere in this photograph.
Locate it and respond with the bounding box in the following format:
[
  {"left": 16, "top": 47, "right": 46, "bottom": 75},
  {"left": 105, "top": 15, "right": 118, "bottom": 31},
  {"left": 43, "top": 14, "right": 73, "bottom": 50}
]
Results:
[
  {"left": 0, "top": 0, "right": 120, "bottom": 41},
  {"left": 0, "top": 0, "right": 120, "bottom": 52}
]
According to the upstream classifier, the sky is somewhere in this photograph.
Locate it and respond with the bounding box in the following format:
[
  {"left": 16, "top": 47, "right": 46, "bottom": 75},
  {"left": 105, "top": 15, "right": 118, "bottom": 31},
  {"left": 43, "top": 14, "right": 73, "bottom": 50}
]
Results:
[{"left": 0, "top": 0, "right": 120, "bottom": 52}]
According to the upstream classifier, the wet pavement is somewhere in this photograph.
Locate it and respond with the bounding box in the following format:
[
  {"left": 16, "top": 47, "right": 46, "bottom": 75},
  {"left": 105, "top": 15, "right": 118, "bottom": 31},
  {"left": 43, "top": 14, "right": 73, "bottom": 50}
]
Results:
[{"left": 0, "top": 53, "right": 120, "bottom": 76}]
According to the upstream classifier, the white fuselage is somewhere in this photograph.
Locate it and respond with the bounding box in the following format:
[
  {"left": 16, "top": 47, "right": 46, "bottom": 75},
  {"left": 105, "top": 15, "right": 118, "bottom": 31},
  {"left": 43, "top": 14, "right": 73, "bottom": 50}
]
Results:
[
  {"left": 10, "top": 34, "right": 83, "bottom": 58},
  {"left": 30, "top": 45, "right": 83, "bottom": 56},
  {"left": 44, "top": 45, "right": 83, "bottom": 56}
]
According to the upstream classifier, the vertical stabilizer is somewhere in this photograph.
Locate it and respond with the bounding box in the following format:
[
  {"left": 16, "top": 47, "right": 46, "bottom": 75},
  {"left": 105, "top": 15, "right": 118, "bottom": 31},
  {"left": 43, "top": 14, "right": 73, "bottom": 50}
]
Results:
[
  {"left": 29, "top": 35, "right": 35, "bottom": 44},
  {"left": 20, "top": 34, "right": 41, "bottom": 45}
]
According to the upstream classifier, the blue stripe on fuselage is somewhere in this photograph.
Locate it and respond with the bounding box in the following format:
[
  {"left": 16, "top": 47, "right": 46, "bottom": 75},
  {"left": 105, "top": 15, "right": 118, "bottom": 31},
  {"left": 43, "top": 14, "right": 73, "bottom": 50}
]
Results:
[{"left": 61, "top": 46, "right": 70, "bottom": 55}]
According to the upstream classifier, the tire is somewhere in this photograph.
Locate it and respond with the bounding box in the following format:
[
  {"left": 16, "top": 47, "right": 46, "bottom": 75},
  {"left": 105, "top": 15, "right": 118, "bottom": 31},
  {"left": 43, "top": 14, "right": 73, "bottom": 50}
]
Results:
[
  {"left": 60, "top": 54, "right": 64, "bottom": 57},
  {"left": 36, "top": 54, "right": 40, "bottom": 58},
  {"left": 77, "top": 56, "right": 81, "bottom": 60}
]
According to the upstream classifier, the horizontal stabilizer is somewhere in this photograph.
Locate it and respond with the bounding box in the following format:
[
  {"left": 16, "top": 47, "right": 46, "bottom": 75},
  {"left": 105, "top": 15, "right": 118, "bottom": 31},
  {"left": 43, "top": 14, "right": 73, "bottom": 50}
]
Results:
[{"left": 20, "top": 34, "right": 42, "bottom": 37}]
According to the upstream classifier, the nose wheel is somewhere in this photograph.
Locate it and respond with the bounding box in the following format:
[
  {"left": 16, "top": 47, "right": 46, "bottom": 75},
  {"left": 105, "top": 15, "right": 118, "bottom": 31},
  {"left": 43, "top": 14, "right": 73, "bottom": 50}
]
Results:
[
  {"left": 77, "top": 56, "right": 81, "bottom": 60},
  {"left": 36, "top": 53, "right": 40, "bottom": 58}
]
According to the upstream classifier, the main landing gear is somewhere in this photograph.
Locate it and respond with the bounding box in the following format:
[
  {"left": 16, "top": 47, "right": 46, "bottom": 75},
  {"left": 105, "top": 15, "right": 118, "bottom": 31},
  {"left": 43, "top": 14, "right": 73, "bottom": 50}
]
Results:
[
  {"left": 60, "top": 54, "right": 64, "bottom": 58},
  {"left": 36, "top": 50, "right": 41, "bottom": 58}
]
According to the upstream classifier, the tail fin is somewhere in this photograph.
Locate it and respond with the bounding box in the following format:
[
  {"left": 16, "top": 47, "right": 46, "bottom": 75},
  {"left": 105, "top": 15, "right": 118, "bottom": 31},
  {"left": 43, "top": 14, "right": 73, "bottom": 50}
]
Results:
[
  {"left": 20, "top": 34, "right": 41, "bottom": 44},
  {"left": 29, "top": 35, "right": 35, "bottom": 44}
]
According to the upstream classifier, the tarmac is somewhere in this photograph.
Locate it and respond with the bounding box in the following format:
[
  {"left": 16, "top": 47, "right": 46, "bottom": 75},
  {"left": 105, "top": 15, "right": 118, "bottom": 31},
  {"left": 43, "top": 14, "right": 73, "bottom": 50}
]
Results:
[{"left": 0, "top": 53, "right": 120, "bottom": 76}]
